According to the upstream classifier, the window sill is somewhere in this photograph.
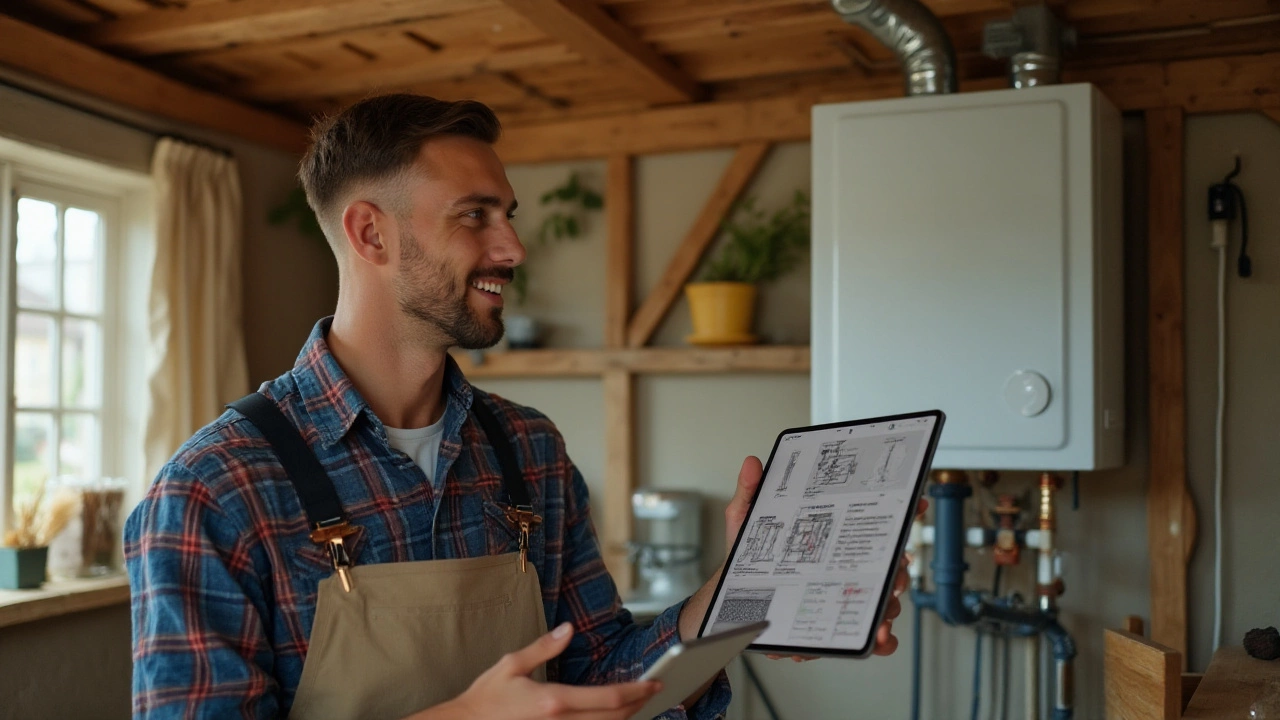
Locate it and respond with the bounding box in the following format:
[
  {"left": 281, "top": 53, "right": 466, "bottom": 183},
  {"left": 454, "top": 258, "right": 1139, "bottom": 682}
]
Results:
[{"left": 0, "top": 574, "right": 129, "bottom": 629}]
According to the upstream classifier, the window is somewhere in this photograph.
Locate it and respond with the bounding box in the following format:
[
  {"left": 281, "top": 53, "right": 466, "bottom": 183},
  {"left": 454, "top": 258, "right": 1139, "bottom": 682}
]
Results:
[
  {"left": 0, "top": 138, "right": 151, "bottom": 531},
  {"left": 11, "top": 190, "right": 113, "bottom": 509}
]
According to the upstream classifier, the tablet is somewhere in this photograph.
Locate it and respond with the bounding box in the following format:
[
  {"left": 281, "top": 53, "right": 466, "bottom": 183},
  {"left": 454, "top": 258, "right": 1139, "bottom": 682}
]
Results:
[
  {"left": 629, "top": 621, "right": 768, "bottom": 720},
  {"left": 699, "top": 410, "right": 945, "bottom": 658}
]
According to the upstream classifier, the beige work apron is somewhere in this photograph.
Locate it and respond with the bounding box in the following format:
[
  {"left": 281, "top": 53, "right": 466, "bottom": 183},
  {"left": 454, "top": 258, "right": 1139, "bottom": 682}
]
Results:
[{"left": 289, "top": 552, "right": 548, "bottom": 720}]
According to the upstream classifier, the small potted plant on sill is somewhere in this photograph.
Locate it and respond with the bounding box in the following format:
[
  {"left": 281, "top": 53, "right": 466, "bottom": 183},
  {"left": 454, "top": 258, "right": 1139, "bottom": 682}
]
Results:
[
  {"left": 685, "top": 190, "right": 810, "bottom": 346},
  {"left": 1, "top": 482, "right": 79, "bottom": 590}
]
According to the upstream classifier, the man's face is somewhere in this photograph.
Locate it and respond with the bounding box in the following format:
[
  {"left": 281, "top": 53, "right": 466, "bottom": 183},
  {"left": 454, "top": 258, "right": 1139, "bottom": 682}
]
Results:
[{"left": 392, "top": 135, "right": 524, "bottom": 350}]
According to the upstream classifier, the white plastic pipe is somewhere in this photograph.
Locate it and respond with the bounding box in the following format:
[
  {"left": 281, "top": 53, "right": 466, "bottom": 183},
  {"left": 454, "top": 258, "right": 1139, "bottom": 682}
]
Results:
[{"left": 1026, "top": 635, "right": 1040, "bottom": 720}]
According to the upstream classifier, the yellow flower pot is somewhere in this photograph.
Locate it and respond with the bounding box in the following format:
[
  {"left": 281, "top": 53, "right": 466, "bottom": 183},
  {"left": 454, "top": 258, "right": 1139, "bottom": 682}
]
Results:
[{"left": 685, "top": 282, "right": 758, "bottom": 345}]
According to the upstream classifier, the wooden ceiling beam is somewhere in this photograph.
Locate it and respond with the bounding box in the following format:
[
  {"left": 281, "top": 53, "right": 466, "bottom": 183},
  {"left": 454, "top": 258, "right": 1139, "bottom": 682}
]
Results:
[
  {"left": 500, "top": 0, "right": 703, "bottom": 104},
  {"left": 236, "top": 44, "right": 578, "bottom": 101},
  {"left": 0, "top": 15, "right": 306, "bottom": 154},
  {"left": 1074, "top": 16, "right": 1280, "bottom": 67},
  {"left": 81, "top": 0, "right": 492, "bottom": 55},
  {"left": 496, "top": 51, "right": 1280, "bottom": 163}
]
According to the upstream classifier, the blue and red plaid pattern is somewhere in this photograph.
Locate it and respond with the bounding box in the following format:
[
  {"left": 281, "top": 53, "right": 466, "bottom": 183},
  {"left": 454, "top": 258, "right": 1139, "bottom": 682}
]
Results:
[{"left": 125, "top": 318, "right": 730, "bottom": 719}]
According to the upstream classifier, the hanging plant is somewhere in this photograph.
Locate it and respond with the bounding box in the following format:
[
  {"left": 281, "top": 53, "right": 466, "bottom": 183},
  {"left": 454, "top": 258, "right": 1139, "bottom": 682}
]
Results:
[{"left": 512, "top": 172, "right": 603, "bottom": 303}]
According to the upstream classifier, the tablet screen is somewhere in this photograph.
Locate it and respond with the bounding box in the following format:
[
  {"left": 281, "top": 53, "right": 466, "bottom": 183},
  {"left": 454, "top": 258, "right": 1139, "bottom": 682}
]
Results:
[{"left": 702, "top": 411, "right": 944, "bottom": 656}]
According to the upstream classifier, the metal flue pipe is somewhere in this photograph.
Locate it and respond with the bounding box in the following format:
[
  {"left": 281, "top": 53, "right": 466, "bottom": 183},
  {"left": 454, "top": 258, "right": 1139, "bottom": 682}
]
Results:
[{"left": 830, "top": 0, "right": 958, "bottom": 95}]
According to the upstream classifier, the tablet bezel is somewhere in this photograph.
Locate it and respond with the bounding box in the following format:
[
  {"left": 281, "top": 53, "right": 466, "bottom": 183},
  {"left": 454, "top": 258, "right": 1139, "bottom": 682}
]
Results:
[{"left": 697, "top": 409, "right": 945, "bottom": 658}]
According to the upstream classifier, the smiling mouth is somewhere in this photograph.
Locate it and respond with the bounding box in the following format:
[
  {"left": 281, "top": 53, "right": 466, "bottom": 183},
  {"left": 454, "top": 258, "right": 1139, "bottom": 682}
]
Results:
[{"left": 471, "top": 279, "right": 503, "bottom": 296}]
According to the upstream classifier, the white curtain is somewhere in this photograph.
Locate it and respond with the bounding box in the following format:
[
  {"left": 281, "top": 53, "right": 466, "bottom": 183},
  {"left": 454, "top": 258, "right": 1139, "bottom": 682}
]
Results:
[{"left": 144, "top": 138, "right": 249, "bottom": 479}]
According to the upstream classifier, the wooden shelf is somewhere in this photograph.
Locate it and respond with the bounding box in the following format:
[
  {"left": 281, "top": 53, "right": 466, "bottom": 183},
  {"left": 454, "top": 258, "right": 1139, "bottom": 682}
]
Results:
[
  {"left": 453, "top": 345, "right": 809, "bottom": 378},
  {"left": 0, "top": 575, "right": 129, "bottom": 630}
]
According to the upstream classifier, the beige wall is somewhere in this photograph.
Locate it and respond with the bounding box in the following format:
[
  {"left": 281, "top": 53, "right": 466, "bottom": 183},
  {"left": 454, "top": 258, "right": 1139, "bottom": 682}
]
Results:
[{"left": 482, "top": 114, "right": 1280, "bottom": 719}]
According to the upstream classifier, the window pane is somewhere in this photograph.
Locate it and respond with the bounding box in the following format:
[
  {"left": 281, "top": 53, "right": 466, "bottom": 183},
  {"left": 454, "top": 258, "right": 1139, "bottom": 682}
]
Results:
[
  {"left": 14, "top": 412, "right": 56, "bottom": 504},
  {"left": 60, "top": 413, "right": 99, "bottom": 479},
  {"left": 16, "top": 198, "right": 59, "bottom": 310},
  {"left": 62, "top": 318, "right": 102, "bottom": 408},
  {"left": 15, "top": 312, "right": 57, "bottom": 408},
  {"left": 64, "top": 207, "right": 102, "bottom": 315}
]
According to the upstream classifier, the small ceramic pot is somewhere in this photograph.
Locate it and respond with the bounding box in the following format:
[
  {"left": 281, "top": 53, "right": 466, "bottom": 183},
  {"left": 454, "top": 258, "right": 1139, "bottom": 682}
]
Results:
[{"left": 0, "top": 546, "right": 48, "bottom": 590}]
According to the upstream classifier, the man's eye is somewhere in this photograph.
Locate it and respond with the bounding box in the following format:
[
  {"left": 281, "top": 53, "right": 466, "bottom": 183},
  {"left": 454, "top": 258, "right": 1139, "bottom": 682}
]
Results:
[
  {"left": 507, "top": 210, "right": 518, "bottom": 220},
  {"left": 465, "top": 209, "right": 485, "bottom": 220}
]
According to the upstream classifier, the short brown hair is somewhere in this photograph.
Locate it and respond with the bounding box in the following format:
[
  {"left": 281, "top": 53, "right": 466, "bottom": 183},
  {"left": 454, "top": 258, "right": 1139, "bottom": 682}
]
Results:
[{"left": 299, "top": 94, "right": 501, "bottom": 245}]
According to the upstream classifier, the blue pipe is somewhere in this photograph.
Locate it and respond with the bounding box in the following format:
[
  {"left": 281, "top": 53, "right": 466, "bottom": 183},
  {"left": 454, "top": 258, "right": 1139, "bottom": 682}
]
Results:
[
  {"left": 915, "top": 475, "right": 1077, "bottom": 720},
  {"left": 911, "top": 598, "right": 923, "bottom": 720},
  {"left": 928, "top": 482, "right": 979, "bottom": 625}
]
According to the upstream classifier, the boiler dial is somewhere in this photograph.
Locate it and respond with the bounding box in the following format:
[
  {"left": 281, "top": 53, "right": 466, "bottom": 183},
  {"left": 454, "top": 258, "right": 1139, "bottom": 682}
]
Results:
[{"left": 1004, "top": 370, "right": 1051, "bottom": 417}]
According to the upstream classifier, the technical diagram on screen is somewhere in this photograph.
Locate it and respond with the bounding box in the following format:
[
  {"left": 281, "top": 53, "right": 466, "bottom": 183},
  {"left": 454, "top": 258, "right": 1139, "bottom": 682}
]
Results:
[{"left": 700, "top": 410, "right": 945, "bottom": 658}]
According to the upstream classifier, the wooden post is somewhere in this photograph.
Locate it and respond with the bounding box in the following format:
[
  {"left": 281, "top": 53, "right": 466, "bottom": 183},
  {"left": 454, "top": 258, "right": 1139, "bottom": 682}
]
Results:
[
  {"left": 602, "top": 370, "right": 635, "bottom": 592},
  {"left": 603, "top": 154, "right": 636, "bottom": 591},
  {"left": 606, "top": 155, "right": 633, "bottom": 348},
  {"left": 1145, "top": 107, "right": 1195, "bottom": 662}
]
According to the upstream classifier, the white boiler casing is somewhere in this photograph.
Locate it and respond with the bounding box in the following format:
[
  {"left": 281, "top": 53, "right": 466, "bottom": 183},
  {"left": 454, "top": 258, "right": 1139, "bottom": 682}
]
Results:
[{"left": 811, "top": 83, "right": 1124, "bottom": 470}]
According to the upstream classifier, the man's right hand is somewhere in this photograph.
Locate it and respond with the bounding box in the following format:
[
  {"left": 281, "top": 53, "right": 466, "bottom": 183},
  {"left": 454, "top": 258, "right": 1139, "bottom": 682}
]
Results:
[{"left": 421, "top": 622, "right": 662, "bottom": 720}]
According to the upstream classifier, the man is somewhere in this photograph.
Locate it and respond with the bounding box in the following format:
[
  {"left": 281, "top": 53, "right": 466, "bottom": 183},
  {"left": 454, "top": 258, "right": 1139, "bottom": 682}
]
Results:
[{"left": 126, "top": 94, "right": 914, "bottom": 720}]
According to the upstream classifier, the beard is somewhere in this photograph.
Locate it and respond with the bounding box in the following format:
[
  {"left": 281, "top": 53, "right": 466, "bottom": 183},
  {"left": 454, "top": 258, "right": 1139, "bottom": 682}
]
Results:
[{"left": 394, "top": 230, "right": 512, "bottom": 350}]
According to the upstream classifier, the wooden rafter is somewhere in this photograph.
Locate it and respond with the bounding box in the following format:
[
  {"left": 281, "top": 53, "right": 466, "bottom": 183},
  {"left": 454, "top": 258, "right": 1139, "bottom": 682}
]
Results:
[
  {"left": 81, "top": 0, "right": 490, "bottom": 55},
  {"left": 495, "top": 51, "right": 1280, "bottom": 163},
  {"left": 236, "top": 43, "right": 577, "bottom": 101},
  {"left": 626, "top": 142, "right": 771, "bottom": 348},
  {"left": 500, "top": 0, "right": 702, "bottom": 104},
  {"left": 0, "top": 15, "right": 306, "bottom": 153},
  {"left": 1145, "top": 107, "right": 1195, "bottom": 662}
]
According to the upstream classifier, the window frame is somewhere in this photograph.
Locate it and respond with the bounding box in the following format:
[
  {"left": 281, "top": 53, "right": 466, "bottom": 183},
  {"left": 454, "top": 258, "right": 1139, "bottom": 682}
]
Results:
[
  {"left": 10, "top": 181, "right": 121, "bottom": 495},
  {"left": 0, "top": 138, "right": 151, "bottom": 535}
]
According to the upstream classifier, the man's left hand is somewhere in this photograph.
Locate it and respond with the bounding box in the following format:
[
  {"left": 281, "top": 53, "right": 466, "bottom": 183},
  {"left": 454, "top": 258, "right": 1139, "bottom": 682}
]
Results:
[{"left": 721, "top": 456, "right": 928, "bottom": 661}]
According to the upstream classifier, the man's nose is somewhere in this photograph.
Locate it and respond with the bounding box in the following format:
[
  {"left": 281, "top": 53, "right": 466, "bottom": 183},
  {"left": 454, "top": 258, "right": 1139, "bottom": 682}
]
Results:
[{"left": 490, "top": 220, "right": 526, "bottom": 267}]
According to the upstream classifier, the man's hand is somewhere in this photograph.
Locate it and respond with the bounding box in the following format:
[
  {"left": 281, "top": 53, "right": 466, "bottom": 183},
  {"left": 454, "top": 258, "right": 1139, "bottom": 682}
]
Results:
[{"left": 424, "top": 623, "right": 661, "bottom": 720}]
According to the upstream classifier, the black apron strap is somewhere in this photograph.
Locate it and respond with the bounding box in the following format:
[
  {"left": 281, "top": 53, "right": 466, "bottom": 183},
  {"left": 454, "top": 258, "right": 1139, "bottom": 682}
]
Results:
[
  {"left": 228, "top": 391, "right": 531, "bottom": 517},
  {"left": 227, "top": 393, "right": 347, "bottom": 529},
  {"left": 470, "top": 395, "right": 532, "bottom": 510}
]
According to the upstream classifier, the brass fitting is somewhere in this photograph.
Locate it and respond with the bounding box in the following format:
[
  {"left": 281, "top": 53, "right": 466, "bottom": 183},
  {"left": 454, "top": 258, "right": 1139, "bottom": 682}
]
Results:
[
  {"left": 933, "top": 469, "right": 970, "bottom": 485},
  {"left": 993, "top": 494, "right": 1021, "bottom": 566},
  {"left": 1038, "top": 472, "right": 1061, "bottom": 531}
]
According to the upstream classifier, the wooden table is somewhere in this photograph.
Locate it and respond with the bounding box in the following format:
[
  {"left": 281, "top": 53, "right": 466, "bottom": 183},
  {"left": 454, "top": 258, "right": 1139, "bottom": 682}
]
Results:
[{"left": 1183, "top": 646, "right": 1280, "bottom": 718}]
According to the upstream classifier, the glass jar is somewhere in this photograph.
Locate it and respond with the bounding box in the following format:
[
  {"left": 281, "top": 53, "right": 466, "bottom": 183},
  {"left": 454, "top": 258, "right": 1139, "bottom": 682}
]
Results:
[{"left": 46, "top": 476, "right": 127, "bottom": 579}]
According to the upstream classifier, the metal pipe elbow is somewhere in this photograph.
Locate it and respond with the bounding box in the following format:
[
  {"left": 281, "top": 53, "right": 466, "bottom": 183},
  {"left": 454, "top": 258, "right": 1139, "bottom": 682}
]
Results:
[{"left": 830, "top": 0, "right": 959, "bottom": 95}]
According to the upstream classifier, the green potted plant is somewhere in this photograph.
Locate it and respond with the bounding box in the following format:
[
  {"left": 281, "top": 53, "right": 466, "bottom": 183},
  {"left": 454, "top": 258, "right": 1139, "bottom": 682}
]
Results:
[
  {"left": 1, "top": 482, "right": 78, "bottom": 589},
  {"left": 685, "top": 190, "right": 810, "bottom": 345}
]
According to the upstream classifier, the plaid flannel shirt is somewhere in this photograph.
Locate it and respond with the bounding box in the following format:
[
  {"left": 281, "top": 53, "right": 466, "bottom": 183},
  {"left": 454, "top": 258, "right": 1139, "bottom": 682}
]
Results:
[{"left": 125, "top": 318, "right": 731, "bottom": 719}]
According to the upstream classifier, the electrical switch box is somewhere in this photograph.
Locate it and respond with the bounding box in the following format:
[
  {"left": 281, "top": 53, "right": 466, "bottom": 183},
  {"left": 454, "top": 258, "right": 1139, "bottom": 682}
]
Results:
[{"left": 811, "top": 84, "right": 1124, "bottom": 470}]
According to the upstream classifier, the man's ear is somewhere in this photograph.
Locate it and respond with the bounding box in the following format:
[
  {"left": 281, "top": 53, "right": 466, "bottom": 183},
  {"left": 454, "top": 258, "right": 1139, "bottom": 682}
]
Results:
[{"left": 341, "top": 200, "right": 393, "bottom": 265}]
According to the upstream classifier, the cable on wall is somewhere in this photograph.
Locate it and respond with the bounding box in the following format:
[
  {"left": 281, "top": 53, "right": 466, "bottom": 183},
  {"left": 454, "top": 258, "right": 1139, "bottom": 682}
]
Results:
[{"left": 1206, "top": 155, "right": 1246, "bottom": 653}]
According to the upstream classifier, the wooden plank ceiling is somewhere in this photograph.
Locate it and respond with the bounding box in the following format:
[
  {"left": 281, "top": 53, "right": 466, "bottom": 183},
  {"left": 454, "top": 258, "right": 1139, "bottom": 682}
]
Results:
[{"left": 5, "top": 0, "right": 1280, "bottom": 133}]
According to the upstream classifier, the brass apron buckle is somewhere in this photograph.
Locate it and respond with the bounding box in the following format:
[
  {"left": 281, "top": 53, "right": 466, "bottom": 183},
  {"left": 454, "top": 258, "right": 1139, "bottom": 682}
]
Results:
[
  {"left": 311, "top": 520, "right": 359, "bottom": 592},
  {"left": 502, "top": 505, "right": 542, "bottom": 573}
]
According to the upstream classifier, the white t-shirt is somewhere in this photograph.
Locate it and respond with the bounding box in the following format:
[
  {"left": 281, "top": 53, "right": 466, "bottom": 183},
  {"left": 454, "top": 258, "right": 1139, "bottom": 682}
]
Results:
[{"left": 384, "top": 413, "right": 448, "bottom": 487}]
